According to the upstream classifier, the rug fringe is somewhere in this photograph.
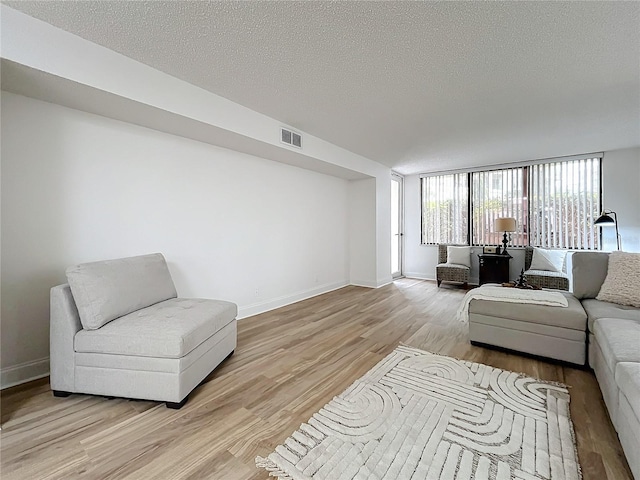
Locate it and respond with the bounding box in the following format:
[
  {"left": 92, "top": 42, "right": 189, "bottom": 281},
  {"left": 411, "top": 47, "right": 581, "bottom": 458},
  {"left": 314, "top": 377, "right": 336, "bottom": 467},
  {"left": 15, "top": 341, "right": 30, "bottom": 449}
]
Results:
[{"left": 255, "top": 456, "right": 294, "bottom": 480}]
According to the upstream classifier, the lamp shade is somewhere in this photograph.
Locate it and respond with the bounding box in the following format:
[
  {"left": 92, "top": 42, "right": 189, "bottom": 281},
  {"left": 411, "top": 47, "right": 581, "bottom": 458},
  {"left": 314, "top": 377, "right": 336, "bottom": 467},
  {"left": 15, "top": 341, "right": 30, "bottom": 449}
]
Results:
[
  {"left": 594, "top": 213, "right": 615, "bottom": 226},
  {"left": 495, "top": 217, "right": 517, "bottom": 232}
]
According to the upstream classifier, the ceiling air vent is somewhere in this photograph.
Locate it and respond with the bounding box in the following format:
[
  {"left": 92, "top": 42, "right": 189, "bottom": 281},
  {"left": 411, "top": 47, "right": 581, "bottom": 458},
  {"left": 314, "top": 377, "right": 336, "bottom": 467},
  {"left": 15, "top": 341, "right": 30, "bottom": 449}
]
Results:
[{"left": 281, "top": 127, "right": 302, "bottom": 148}]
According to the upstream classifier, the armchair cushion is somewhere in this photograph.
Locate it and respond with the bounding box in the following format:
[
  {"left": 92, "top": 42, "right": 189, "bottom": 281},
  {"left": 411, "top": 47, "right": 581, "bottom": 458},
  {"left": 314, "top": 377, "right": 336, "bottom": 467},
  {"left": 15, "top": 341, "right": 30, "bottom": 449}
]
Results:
[
  {"left": 446, "top": 246, "right": 471, "bottom": 267},
  {"left": 66, "top": 253, "right": 177, "bottom": 330},
  {"left": 74, "top": 298, "right": 237, "bottom": 359},
  {"left": 529, "top": 247, "right": 566, "bottom": 272},
  {"left": 436, "top": 263, "right": 469, "bottom": 270}
]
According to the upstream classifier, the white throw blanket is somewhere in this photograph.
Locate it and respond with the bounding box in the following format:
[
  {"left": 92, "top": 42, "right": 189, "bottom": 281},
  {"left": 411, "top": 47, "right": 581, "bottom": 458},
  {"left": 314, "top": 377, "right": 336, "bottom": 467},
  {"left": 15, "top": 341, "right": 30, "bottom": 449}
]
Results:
[{"left": 456, "top": 284, "right": 569, "bottom": 323}]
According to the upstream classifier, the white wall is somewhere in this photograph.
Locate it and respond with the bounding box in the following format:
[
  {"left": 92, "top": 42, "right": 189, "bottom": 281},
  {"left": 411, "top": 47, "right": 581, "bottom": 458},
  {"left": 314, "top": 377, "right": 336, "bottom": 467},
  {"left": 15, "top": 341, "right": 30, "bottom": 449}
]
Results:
[
  {"left": 348, "top": 178, "right": 377, "bottom": 287},
  {"left": 375, "top": 176, "right": 393, "bottom": 287},
  {"left": 602, "top": 147, "right": 640, "bottom": 252},
  {"left": 0, "top": 92, "right": 351, "bottom": 388},
  {"left": 404, "top": 147, "right": 640, "bottom": 282},
  {"left": 1, "top": 2, "right": 394, "bottom": 296}
]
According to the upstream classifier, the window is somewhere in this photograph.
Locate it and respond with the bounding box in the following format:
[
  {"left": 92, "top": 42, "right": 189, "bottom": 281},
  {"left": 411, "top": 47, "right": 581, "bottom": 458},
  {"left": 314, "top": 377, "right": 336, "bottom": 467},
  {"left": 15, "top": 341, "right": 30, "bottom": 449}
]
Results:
[
  {"left": 420, "top": 155, "right": 602, "bottom": 250},
  {"left": 421, "top": 173, "right": 468, "bottom": 244},
  {"left": 472, "top": 168, "right": 528, "bottom": 247},
  {"left": 529, "top": 157, "right": 600, "bottom": 249}
]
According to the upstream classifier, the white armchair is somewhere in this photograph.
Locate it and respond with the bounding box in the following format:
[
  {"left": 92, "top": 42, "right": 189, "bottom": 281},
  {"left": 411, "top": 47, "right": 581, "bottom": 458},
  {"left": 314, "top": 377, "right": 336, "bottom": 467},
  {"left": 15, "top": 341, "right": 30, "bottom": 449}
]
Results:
[{"left": 50, "top": 253, "right": 237, "bottom": 409}]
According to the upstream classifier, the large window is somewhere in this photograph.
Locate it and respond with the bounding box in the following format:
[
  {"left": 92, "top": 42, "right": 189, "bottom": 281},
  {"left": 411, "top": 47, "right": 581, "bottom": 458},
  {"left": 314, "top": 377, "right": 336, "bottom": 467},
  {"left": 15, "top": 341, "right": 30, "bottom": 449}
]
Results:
[
  {"left": 472, "top": 168, "right": 528, "bottom": 247},
  {"left": 421, "top": 173, "right": 468, "bottom": 244},
  {"left": 529, "top": 157, "right": 600, "bottom": 249},
  {"left": 421, "top": 156, "right": 601, "bottom": 250}
]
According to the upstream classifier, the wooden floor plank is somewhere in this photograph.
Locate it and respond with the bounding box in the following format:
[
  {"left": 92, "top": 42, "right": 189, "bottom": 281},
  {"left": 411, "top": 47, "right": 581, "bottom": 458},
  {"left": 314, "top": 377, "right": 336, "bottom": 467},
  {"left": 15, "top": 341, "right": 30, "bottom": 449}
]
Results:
[{"left": 0, "top": 279, "right": 633, "bottom": 479}]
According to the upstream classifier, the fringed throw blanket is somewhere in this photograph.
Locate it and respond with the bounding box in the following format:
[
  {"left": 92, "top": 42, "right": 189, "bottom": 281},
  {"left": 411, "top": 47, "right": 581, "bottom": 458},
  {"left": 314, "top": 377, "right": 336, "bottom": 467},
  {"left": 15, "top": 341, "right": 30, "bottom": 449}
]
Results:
[{"left": 456, "top": 285, "right": 569, "bottom": 324}]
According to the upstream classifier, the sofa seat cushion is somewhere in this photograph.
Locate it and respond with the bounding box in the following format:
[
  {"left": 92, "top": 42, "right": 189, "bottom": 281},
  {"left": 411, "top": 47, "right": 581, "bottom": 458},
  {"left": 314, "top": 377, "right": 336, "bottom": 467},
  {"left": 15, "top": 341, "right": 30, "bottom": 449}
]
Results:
[
  {"left": 469, "top": 291, "right": 586, "bottom": 331},
  {"left": 592, "top": 318, "right": 640, "bottom": 374},
  {"left": 75, "top": 298, "right": 237, "bottom": 359},
  {"left": 582, "top": 299, "right": 640, "bottom": 331},
  {"left": 616, "top": 362, "right": 640, "bottom": 422}
]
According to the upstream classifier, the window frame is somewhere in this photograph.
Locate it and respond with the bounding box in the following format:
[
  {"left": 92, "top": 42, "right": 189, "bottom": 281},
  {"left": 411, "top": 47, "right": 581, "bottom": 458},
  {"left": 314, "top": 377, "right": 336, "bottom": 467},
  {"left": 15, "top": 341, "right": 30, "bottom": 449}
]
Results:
[
  {"left": 420, "top": 154, "right": 603, "bottom": 250},
  {"left": 470, "top": 166, "right": 529, "bottom": 248},
  {"left": 420, "top": 172, "right": 470, "bottom": 245}
]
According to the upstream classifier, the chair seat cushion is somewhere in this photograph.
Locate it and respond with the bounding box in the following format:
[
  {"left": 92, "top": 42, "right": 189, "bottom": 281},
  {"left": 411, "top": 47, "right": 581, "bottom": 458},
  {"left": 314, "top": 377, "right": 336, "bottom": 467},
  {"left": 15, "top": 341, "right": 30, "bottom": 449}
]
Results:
[
  {"left": 592, "top": 318, "right": 640, "bottom": 374},
  {"left": 436, "top": 263, "right": 470, "bottom": 270},
  {"left": 75, "top": 298, "right": 237, "bottom": 359},
  {"left": 616, "top": 362, "right": 640, "bottom": 422},
  {"left": 582, "top": 299, "right": 640, "bottom": 331},
  {"left": 524, "top": 269, "right": 569, "bottom": 279}
]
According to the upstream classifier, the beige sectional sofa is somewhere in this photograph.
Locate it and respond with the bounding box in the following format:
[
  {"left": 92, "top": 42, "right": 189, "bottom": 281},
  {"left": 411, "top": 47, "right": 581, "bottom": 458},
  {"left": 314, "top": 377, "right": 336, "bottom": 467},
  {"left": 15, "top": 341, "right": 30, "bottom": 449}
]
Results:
[
  {"left": 469, "top": 251, "right": 639, "bottom": 478},
  {"left": 572, "top": 252, "right": 640, "bottom": 479}
]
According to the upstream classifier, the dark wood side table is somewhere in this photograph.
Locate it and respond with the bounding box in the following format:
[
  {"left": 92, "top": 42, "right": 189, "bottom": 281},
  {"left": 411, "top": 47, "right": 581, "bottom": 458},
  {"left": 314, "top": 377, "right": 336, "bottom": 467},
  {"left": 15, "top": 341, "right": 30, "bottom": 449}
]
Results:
[{"left": 478, "top": 254, "right": 512, "bottom": 285}]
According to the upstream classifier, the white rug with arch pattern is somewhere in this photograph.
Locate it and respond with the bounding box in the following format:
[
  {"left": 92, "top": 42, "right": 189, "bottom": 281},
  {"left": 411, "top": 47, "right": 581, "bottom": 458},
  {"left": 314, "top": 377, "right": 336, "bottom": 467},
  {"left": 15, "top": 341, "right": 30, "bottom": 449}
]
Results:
[{"left": 256, "top": 345, "right": 581, "bottom": 480}]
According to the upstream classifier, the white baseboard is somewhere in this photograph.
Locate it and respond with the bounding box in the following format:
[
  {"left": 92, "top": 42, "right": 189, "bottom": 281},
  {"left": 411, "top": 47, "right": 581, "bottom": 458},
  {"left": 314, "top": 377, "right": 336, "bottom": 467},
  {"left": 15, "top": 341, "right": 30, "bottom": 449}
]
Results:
[
  {"left": 404, "top": 273, "right": 479, "bottom": 286},
  {"left": 238, "top": 281, "right": 348, "bottom": 319},
  {"left": 404, "top": 272, "right": 436, "bottom": 281},
  {"left": 349, "top": 279, "right": 378, "bottom": 288},
  {"left": 1, "top": 357, "right": 49, "bottom": 390},
  {"left": 350, "top": 276, "right": 394, "bottom": 288}
]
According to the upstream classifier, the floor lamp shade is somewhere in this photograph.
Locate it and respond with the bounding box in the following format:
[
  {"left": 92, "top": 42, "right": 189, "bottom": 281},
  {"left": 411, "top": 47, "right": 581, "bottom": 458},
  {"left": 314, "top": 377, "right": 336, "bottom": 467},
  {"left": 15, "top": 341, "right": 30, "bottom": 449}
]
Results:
[
  {"left": 595, "top": 210, "right": 621, "bottom": 250},
  {"left": 594, "top": 213, "right": 615, "bottom": 226}
]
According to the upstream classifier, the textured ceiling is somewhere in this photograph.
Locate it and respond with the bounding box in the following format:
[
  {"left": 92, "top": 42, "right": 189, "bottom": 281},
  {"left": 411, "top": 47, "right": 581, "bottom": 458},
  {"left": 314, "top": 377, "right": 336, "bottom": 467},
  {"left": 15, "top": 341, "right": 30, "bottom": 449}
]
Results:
[{"left": 5, "top": 1, "right": 640, "bottom": 174}]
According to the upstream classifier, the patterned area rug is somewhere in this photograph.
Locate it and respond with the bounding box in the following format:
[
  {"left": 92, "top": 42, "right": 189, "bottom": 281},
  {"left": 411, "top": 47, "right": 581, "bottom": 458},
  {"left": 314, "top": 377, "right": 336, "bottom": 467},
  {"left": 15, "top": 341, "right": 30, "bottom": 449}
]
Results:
[{"left": 256, "top": 345, "right": 581, "bottom": 480}]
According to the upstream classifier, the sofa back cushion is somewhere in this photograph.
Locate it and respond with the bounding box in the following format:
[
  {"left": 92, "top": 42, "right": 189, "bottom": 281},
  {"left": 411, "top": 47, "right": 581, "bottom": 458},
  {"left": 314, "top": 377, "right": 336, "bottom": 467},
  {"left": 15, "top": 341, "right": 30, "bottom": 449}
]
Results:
[
  {"left": 66, "top": 253, "right": 177, "bottom": 330},
  {"left": 571, "top": 251, "right": 609, "bottom": 299}
]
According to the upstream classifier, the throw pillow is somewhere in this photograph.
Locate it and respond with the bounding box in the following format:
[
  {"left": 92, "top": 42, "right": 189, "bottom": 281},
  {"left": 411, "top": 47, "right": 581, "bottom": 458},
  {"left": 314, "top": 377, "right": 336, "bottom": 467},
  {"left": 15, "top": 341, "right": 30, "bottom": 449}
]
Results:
[
  {"left": 597, "top": 252, "right": 640, "bottom": 308},
  {"left": 529, "top": 247, "right": 566, "bottom": 272},
  {"left": 447, "top": 246, "right": 471, "bottom": 268}
]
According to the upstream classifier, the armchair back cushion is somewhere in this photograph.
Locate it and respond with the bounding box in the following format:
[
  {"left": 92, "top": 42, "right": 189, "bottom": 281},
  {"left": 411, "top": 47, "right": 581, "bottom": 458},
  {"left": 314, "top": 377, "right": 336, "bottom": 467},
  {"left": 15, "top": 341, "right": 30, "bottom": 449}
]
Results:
[
  {"left": 66, "top": 253, "right": 178, "bottom": 330},
  {"left": 446, "top": 246, "right": 471, "bottom": 268},
  {"left": 528, "top": 247, "right": 566, "bottom": 272}
]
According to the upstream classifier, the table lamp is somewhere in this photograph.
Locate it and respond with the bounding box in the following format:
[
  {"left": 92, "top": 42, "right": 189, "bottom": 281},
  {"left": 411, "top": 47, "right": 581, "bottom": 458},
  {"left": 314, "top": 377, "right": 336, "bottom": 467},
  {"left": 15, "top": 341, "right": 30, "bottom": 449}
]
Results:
[{"left": 495, "top": 217, "right": 517, "bottom": 255}]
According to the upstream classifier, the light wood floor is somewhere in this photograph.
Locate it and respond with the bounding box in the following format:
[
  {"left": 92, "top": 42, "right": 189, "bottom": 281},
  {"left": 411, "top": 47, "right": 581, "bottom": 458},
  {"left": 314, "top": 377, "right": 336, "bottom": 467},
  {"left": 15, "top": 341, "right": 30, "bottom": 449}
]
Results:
[{"left": 0, "top": 279, "right": 632, "bottom": 479}]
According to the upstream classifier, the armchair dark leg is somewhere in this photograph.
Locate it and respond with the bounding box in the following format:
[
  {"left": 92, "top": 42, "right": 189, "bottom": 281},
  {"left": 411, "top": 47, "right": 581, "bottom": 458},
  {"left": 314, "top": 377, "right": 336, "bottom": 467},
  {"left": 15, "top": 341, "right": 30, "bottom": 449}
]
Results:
[
  {"left": 437, "top": 280, "right": 442, "bottom": 287},
  {"left": 52, "top": 390, "right": 72, "bottom": 398},
  {"left": 463, "top": 282, "right": 468, "bottom": 289},
  {"left": 166, "top": 395, "right": 189, "bottom": 409}
]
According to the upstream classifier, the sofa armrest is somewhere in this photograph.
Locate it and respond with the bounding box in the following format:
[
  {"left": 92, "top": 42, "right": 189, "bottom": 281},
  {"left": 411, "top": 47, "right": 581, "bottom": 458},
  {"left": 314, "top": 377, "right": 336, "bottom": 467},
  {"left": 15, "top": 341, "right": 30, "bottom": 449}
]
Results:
[{"left": 50, "top": 284, "right": 83, "bottom": 392}]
